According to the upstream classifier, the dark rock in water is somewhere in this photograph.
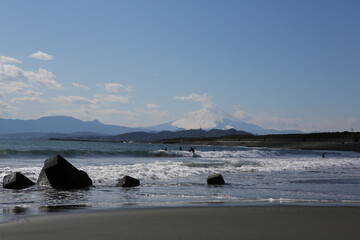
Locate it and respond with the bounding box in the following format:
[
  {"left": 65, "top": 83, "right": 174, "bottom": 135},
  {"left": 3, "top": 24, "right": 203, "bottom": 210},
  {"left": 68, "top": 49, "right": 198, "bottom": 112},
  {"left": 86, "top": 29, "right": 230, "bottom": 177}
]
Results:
[
  {"left": 207, "top": 174, "right": 225, "bottom": 185},
  {"left": 36, "top": 155, "right": 92, "bottom": 189},
  {"left": 116, "top": 176, "right": 140, "bottom": 187},
  {"left": 3, "top": 172, "right": 35, "bottom": 189}
]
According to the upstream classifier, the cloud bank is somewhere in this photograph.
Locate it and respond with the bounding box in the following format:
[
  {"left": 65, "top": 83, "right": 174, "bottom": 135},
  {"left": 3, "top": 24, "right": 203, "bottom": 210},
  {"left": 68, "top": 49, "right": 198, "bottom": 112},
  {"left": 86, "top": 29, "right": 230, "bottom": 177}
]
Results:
[{"left": 0, "top": 54, "right": 61, "bottom": 118}]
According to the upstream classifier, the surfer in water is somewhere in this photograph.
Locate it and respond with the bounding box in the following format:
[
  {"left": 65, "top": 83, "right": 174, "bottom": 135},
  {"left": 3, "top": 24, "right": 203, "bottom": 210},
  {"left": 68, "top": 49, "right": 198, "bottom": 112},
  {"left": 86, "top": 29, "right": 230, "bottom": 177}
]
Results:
[{"left": 189, "top": 147, "right": 195, "bottom": 154}]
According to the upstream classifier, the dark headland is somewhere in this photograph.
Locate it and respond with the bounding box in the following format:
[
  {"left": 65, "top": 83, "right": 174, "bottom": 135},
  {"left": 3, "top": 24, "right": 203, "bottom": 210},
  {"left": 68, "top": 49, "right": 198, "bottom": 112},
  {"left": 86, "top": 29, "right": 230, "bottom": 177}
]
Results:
[
  {"left": 157, "top": 131, "right": 360, "bottom": 153},
  {"left": 48, "top": 130, "right": 360, "bottom": 153}
]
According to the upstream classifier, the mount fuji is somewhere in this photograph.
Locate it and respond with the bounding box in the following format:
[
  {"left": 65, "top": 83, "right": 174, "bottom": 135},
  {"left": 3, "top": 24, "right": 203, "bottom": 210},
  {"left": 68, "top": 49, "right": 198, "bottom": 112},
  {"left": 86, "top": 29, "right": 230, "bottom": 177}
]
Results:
[{"left": 148, "top": 107, "right": 302, "bottom": 135}]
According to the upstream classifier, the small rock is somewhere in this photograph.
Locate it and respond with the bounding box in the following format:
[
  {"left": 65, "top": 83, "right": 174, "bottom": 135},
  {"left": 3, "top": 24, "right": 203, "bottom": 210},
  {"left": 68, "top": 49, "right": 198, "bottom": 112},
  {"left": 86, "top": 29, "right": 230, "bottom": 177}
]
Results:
[
  {"left": 207, "top": 173, "right": 225, "bottom": 185},
  {"left": 116, "top": 176, "right": 140, "bottom": 187},
  {"left": 3, "top": 172, "right": 35, "bottom": 189}
]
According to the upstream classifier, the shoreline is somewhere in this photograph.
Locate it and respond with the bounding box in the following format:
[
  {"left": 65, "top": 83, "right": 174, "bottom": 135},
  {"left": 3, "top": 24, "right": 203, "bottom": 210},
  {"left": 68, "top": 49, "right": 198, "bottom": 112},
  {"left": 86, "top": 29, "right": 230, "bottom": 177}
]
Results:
[{"left": 1, "top": 206, "right": 359, "bottom": 239}]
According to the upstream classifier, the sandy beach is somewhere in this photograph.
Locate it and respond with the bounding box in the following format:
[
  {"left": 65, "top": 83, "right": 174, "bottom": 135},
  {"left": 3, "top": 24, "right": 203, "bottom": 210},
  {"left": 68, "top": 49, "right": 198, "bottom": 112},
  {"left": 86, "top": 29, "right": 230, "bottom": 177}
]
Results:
[{"left": 1, "top": 207, "right": 359, "bottom": 240}]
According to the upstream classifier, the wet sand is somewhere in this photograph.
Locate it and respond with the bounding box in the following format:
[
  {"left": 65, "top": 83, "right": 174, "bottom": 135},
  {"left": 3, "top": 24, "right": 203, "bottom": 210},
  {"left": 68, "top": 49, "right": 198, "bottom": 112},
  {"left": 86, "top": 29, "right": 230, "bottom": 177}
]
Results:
[{"left": 1, "top": 207, "right": 359, "bottom": 240}]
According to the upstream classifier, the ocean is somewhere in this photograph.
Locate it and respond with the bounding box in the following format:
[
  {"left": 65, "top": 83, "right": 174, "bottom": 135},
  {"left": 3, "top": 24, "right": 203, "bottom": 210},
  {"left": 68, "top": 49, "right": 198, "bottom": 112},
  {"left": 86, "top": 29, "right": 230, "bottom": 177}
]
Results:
[{"left": 1, "top": 139, "right": 360, "bottom": 223}]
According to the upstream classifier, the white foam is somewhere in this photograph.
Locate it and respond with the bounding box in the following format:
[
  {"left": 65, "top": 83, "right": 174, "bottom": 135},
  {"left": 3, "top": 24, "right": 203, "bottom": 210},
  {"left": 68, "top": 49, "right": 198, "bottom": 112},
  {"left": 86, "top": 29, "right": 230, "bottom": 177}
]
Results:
[
  {"left": 1, "top": 149, "right": 359, "bottom": 187},
  {"left": 83, "top": 160, "right": 239, "bottom": 185}
]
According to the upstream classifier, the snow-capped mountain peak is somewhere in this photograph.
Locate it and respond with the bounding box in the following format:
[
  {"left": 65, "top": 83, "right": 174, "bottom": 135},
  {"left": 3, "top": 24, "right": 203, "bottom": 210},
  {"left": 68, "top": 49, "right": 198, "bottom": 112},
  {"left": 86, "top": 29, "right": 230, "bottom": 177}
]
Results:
[
  {"left": 171, "top": 107, "right": 258, "bottom": 131},
  {"left": 147, "top": 107, "right": 302, "bottom": 135}
]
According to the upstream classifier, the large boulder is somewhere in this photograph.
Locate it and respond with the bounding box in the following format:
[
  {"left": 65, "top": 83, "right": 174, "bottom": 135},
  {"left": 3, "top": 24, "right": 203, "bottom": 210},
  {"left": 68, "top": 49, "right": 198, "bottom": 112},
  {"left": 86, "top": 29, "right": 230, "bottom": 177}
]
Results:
[
  {"left": 3, "top": 172, "right": 35, "bottom": 189},
  {"left": 207, "top": 173, "right": 225, "bottom": 185},
  {"left": 37, "top": 155, "right": 92, "bottom": 189},
  {"left": 116, "top": 176, "right": 140, "bottom": 187}
]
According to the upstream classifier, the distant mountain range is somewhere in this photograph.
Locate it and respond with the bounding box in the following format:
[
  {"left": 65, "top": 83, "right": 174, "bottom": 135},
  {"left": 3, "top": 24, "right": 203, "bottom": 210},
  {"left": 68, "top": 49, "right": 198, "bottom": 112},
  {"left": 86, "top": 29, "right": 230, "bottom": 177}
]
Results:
[
  {"left": 0, "top": 107, "right": 302, "bottom": 139},
  {"left": 147, "top": 107, "right": 302, "bottom": 135},
  {"left": 50, "top": 128, "right": 252, "bottom": 142},
  {"left": 0, "top": 116, "right": 146, "bottom": 137}
]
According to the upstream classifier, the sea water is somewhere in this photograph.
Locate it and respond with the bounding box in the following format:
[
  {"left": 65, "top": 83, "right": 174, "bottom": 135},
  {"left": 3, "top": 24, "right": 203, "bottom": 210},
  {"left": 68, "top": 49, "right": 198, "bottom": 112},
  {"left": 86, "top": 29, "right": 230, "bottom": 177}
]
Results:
[{"left": 0, "top": 139, "right": 360, "bottom": 223}]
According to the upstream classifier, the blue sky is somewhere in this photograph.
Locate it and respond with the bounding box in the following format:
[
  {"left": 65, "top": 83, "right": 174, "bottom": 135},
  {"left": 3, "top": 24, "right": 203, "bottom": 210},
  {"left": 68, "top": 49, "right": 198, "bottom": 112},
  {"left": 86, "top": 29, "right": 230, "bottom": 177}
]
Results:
[{"left": 0, "top": 0, "right": 359, "bottom": 132}]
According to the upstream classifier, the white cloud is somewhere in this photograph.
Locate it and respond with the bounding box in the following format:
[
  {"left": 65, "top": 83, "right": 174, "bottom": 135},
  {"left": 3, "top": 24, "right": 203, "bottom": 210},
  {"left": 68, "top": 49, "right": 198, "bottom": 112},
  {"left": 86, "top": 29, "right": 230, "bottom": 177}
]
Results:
[
  {"left": 0, "top": 56, "right": 21, "bottom": 64},
  {"left": 29, "top": 51, "right": 54, "bottom": 61},
  {"left": 11, "top": 96, "right": 45, "bottom": 104},
  {"left": 72, "top": 82, "right": 89, "bottom": 90},
  {"left": 54, "top": 95, "right": 94, "bottom": 105},
  {"left": 174, "top": 93, "right": 213, "bottom": 108},
  {"left": 25, "top": 68, "right": 62, "bottom": 89},
  {"left": 0, "top": 81, "right": 39, "bottom": 96},
  {"left": 0, "top": 64, "right": 26, "bottom": 80},
  {"left": 54, "top": 93, "right": 131, "bottom": 106},
  {"left": 103, "top": 95, "right": 130, "bottom": 103},
  {"left": 105, "top": 83, "right": 132, "bottom": 93},
  {"left": 94, "top": 94, "right": 130, "bottom": 104},
  {"left": 147, "top": 103, "right": 160, "bottom": 109},
  {"left": 53, "top": 93, "right": 131, "bottom": 108},
  {"left": 0, "top": 64, "right": 62, "bottom": 89}
]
